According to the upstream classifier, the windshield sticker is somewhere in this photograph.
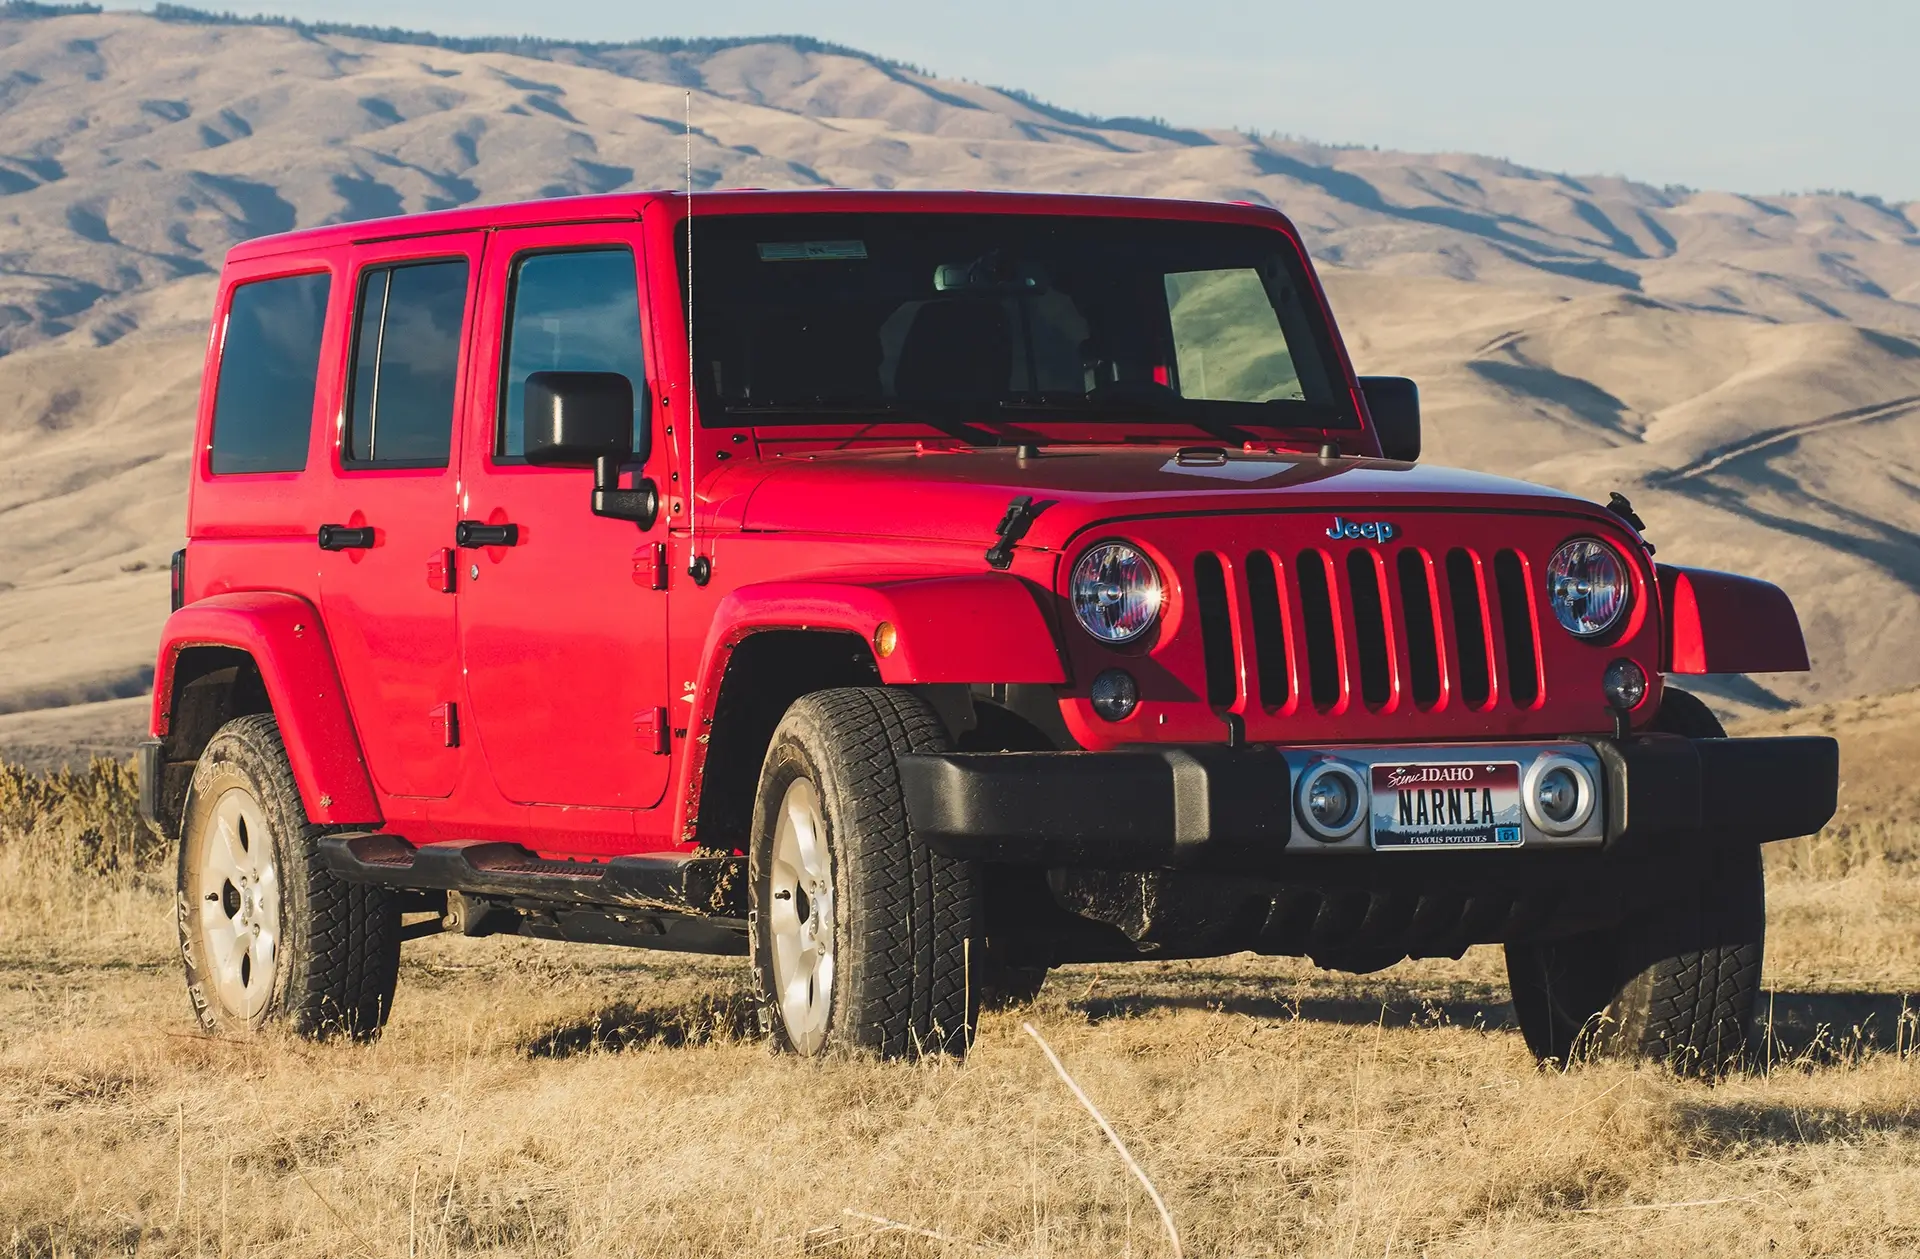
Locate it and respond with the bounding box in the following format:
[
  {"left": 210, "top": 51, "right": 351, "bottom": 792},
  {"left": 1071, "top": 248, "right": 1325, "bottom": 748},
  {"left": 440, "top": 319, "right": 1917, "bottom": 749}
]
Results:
[
  {"left": 757, "top": 241, "right": 869, "bottom": 262},
  {"left": 1159, "top": 457, "right": 1297, "bottom": 483}
]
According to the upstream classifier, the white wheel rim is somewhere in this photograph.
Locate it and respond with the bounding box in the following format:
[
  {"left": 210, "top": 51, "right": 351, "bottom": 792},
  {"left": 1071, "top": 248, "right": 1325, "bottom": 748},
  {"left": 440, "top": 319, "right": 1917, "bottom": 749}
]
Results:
[
  {"left": 195, "top": 787, "right": 280, "bottom": 1021},
  {"left": 768, "top": 777, "right": 834, "bottom": 1054}
]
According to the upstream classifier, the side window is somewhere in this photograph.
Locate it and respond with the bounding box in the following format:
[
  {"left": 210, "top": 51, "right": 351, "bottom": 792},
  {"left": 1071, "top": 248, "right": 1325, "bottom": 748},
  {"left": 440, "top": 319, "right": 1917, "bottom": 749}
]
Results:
[
  {"left": 498, "top": 248, "right": 645, "bottom": 458},
  {"left": 345, "top": 260, "right": 469, "bottom": 466},
  {"left": 1163, "top": 267, "right": 1304, "bottom": 403},
  {"left": 209, "top": 272, "right": 330, "bottom": 474}
]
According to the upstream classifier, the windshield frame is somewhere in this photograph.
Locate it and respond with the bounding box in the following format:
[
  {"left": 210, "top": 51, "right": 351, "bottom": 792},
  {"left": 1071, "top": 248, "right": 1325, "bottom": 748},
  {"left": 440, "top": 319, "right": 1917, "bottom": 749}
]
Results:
[{"left": 672, "top": 203, "right": 1364, "bottom": 442}]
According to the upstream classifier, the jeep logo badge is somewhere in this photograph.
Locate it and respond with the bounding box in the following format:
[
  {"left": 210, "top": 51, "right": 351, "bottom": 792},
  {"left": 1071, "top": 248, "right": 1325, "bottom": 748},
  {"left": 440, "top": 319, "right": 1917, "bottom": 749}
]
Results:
[{"left": 1327, "top": 516, "right": 1398, "bottom": 543}]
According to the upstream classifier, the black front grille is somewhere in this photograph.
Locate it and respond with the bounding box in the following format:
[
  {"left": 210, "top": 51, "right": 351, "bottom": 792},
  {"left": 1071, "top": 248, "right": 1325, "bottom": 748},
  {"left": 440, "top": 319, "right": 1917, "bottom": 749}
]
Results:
[
  {"left": 1494, "top": 550, "right": 1540, "bottom": 708},
  {"left": 1193, "top": 552, "right": 1237, "bottom": 708},
  {"left": 1295, "top": 550, "right": 1341, "bottom": 709},
  {"left": 1396, "top": 549, "right": 1442, "bottom": 708},
  {"left": 1445, "top": 548, "right": 1492, "bottom": 709},
  {"left": 1244, "top": 550, "right": 1290, "bottom": 710}
]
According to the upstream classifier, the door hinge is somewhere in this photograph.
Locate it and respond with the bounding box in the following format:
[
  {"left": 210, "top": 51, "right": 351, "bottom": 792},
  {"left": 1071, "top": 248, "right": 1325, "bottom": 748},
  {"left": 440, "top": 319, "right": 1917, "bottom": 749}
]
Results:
[
  {"left": 633, "top": 542, "right": 668, "bottom": 591},
  {"left": 633, "top": 707, "right": 668, "bottom": 755},
  {"left": 430, "top": 702, "right": 459, "bottom": 749},
  {"left": 427, "top": 548, "right": 455, "bottom": 594}
]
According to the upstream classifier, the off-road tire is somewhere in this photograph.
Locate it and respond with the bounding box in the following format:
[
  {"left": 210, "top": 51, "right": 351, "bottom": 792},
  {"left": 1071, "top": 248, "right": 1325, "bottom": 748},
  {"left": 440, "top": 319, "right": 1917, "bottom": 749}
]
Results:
[
  {"left": 1505, "top": 687, "right": 1764, "bottom": 1076},
  {"left": 748, "top": 687, "right": 979, "bottom": 1057},
  {"left": 177, "top": 714, "right": 401, "bottom": 1040}
]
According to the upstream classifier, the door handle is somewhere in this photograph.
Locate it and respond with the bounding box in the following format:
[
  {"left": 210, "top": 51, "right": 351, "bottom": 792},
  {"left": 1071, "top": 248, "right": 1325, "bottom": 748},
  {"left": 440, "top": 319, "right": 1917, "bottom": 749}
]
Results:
[
  {"left": 456, "top": 520, "right": 519, "bottom": 548},
  {"left": 317, "top": 524, "right": 376, "bottom": 551}
]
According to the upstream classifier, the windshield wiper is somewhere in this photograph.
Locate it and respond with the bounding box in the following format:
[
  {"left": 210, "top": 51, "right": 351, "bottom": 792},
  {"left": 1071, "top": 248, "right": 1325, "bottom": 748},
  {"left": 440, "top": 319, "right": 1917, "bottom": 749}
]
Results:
[
  {"left": 722, "top": 401, "right": 1001, "bottom": 448},
  {"left": 997, "top": 395, "right": 1257, "bottom": 447}
]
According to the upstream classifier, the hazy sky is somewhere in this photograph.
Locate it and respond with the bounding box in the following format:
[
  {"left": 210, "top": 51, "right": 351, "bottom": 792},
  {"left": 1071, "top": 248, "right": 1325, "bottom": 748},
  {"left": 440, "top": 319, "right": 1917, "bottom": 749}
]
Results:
[{"left": 107, "top": 1, "right": 1920, "bottom": 200}]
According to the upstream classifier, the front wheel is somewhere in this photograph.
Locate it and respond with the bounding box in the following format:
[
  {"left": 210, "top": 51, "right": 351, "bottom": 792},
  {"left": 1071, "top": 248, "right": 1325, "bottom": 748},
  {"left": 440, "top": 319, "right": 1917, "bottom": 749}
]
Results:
[
  {"left": 1506, "top": 845, "right": 1764, "bottom": 1076},
  {"left": 749, "top": 688, "right": 979, "bottom": 1058},
  {"left": 1505, "top": 687, "right": 1764, "bottom": 1076},
  {"left": 177, "top": 715, "right": 400, "bottom": 1040}
]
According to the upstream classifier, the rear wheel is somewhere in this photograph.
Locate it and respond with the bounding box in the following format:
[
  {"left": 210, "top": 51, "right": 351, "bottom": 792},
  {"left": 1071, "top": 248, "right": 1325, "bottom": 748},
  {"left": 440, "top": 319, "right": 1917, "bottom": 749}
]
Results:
[
  {"left": 1505, "top": 687, "right": 1764, "bottom": 1076},
  {"left": 749, "top": 688, "right": 979, "bottom": 1057},
  {"left": 177, "top": 715, "right": 400, "bottom": 1040}
]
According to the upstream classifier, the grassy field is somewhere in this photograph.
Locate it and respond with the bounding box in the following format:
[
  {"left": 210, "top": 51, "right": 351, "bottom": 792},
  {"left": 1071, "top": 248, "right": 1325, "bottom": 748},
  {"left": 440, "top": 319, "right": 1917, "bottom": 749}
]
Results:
[{"left": 2, "top": 693, "right": 1917, "bottom": 1257}]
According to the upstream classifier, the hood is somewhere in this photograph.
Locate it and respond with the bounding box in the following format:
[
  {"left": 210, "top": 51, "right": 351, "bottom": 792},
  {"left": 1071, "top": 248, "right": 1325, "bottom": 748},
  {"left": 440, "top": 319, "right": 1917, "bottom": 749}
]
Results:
[{"left": 709, "top": 446, "right": 1604, "bottom": 554}]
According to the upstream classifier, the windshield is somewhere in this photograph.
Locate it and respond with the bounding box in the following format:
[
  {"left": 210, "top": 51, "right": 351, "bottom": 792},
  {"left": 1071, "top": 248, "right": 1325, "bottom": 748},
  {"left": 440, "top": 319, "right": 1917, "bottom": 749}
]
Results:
[{"left": 681, "top": 213, "right": 1357, "bottom": 433}]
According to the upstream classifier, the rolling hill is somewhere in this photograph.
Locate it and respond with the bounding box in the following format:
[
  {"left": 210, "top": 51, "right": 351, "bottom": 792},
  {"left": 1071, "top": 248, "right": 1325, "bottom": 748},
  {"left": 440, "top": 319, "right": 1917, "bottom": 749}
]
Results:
[{"left": 1, "top": 4, "right": 1917, "bottom": 734}]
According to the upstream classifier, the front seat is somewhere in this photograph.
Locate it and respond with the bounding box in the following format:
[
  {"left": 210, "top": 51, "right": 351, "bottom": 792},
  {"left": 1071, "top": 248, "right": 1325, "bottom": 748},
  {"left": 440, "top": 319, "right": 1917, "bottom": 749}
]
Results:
[{"left": 893, "top": 300, "right": 1012, "bottom": 400}]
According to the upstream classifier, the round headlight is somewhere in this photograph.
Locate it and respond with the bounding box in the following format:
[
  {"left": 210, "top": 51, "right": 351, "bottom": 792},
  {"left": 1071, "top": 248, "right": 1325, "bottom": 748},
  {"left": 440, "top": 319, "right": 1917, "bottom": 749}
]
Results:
[
  {"left": 1545, "top": 539, "right": 1630, "bottom": 638},
  {"left": 1071, "top": 542, "right": 1163, "bottom": 644}
]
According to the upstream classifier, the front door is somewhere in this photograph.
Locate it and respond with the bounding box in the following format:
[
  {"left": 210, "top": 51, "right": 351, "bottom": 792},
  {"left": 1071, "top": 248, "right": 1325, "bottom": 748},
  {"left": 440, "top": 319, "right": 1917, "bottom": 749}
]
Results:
[
  {"left": 455, "top": 222, "right": 671, "bottom": 834},
  {"left": 317, "top": 235, "right": 480, "bottom": 800}
]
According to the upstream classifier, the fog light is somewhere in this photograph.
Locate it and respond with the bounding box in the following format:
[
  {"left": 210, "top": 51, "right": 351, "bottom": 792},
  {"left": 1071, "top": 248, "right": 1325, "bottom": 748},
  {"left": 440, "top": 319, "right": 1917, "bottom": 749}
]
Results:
[
  {"left": 1522, "top": 755, "right": 1596, "bottom": 836},
  {"left": 1295, "top": 761, "right": 1366, "bottom": 842},
  {"left": 1089, "top": 669, "right": 1139, "bottom": 722},
  {"left": 1602, "top": 658, "right": 1647, "bottom": 711},
  {"left": 1535, "top": 767, "right": 1580, "bottom": 824}
]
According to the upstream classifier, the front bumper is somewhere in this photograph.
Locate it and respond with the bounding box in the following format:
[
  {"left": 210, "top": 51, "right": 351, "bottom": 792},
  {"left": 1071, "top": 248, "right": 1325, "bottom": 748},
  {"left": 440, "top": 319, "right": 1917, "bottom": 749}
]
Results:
[{"left": 901, "top": 734, "right": 1838, "bottom": 869}]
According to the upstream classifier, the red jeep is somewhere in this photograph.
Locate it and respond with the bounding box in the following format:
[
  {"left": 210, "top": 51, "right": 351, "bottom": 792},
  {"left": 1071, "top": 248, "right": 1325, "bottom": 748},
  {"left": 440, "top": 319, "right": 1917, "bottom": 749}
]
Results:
[{"left": 139, "top": 190, "right": 1837, "bottom": 1072}]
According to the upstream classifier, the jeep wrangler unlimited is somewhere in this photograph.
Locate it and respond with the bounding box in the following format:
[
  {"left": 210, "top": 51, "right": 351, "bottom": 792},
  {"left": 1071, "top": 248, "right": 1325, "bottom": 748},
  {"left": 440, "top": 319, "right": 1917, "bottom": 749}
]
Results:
[{"left": 139, "top": 190, "right": 1838, "bottom": 1072}]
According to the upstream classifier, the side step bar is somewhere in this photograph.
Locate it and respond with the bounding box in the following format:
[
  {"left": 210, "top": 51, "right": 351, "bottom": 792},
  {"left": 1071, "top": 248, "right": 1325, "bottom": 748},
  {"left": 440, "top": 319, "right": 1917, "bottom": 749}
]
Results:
[{"left": 319, "top": 833, "right": 747, "bottom": 919}]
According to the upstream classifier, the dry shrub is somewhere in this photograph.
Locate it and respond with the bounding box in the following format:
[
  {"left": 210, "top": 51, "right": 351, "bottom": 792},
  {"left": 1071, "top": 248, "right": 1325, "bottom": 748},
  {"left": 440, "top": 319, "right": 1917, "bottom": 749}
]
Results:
[
  {"left": 0, "top": 756, "right": 156, "bottom": 877},
  {"left": 1769, "top": 814, "right": 1919, "bottom": 882}
]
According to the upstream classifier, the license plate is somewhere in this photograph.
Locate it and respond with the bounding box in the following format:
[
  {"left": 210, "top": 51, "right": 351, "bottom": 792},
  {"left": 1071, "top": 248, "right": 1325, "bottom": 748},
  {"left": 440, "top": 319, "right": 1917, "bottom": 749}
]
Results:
[{"left": 1370, "top": 762, "right": 1525, "bottom": 850}]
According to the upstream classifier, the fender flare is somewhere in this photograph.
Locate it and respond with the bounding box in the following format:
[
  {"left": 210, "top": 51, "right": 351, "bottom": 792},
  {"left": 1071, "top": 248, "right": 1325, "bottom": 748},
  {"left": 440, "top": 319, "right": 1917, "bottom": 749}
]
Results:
[
  {"left": 671, "top": 574, "right": 1067, "bottom": 844},
  {"left": 152, "top": 592, "right": 381, "bottom": 825},
  {"left": 1656, "top": 564, "right": 1810, "bottom": 674}
]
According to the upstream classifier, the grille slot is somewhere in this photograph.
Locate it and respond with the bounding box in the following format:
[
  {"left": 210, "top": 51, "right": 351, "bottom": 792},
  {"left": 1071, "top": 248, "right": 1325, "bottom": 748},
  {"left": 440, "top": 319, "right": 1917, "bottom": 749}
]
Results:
[
  {"left": 1193, "top": 551, "right": 1238, "bottom": 708},
  {"left": 1296, "top": 550, "right": 1341, "bottom": 709},
  {"left": 1346, "top": 550, "right": 1392, "bottom": 707},
  {"left": 1244, "top": 550, "right": 1291, "bottom": 709},
  {"left": 1445, "top": 548, "right": 1493, "bottom": 709},
  {"left": 1396, "top": 549, "right": 1442, "bottom": 708},
  {"left": 1494, "top": 550, "right": 1541, "bottom": 707}
]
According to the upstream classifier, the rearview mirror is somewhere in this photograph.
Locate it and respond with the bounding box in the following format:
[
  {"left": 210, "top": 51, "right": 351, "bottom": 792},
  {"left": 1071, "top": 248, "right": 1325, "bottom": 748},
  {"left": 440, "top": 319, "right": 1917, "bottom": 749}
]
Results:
[
  {"left": 1359, "top": 376, "right": 1420, "bottom": 463},
  {"left": 523, "top": 370, "right": 658, "bottom": 527}
]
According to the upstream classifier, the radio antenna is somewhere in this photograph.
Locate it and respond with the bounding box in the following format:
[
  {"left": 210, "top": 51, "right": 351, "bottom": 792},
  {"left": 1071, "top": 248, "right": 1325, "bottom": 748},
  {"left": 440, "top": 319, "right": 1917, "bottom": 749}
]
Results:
[{"left": 683, "top": 90, "right": 706, "bottom": 582}]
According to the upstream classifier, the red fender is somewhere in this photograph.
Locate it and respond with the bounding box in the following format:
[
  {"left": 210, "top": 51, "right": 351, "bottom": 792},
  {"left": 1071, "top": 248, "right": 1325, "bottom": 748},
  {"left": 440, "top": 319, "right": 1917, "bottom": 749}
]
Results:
[
  {"left": 670, "top": 573, "right": 1067, "bottom": 843},
  {"left": 1657, "top": 565, "right": 1810, "bottom": 675},
  {"left": 703, "top": 574, "right": 1069, "bottom": 686},
  {"left": 152, "top": 592, "right": 381, "bottom": 825}
]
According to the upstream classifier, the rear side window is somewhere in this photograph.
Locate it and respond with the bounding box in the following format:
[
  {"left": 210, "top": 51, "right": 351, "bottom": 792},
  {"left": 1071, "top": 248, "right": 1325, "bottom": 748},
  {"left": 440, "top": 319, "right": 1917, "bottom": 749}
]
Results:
[
  {"left": 498, "top": 248, "right": 645, "bottom": 458},
  {"left": 209, "top": 272, "right": 330, "bottom": 474},
  {"left": 346, "top": 260, "right": 469, "bottom": 466}
]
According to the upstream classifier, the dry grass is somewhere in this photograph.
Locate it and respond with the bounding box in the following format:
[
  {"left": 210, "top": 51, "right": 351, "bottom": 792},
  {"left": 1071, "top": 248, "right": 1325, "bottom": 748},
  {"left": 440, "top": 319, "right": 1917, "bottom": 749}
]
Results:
[{"left": 3, "top": 700, "right": 1919, "bottom": 1257}]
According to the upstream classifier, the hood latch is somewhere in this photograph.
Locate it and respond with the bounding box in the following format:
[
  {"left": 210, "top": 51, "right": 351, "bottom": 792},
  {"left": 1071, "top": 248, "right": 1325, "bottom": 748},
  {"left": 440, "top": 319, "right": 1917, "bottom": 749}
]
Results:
[{"left": 985, "top": 495, "right": 1037, "bottom": 570}]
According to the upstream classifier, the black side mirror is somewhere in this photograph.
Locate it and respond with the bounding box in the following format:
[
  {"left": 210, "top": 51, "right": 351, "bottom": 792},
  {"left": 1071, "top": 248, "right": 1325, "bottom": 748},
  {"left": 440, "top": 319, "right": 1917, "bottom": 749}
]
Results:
[
  {"left": 523, "top": 370, "right": 658, "bottom": 527},
  {"left": 1359, "top": 376, "right": 1420, "bottom": 463}
]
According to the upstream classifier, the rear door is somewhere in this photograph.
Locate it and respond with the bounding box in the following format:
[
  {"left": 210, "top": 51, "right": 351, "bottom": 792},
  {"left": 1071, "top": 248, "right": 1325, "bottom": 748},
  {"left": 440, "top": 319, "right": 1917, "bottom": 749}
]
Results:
[
  {"left": 316, "top": 236, "right": 479, "bottom": 800},
  {"left": 455, "top": 222, "right": 671, "bottom": 840}
]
